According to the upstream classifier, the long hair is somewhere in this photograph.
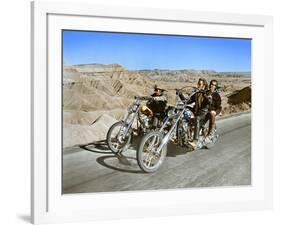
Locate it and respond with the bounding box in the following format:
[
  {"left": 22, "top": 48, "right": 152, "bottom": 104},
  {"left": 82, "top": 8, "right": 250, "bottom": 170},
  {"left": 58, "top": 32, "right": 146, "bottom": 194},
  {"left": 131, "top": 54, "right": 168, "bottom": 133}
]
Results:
[
  {"left": 195, "top": 78, "right": 208, "bottom": 113},
  {"left": 198, "top": 78, "right": 208, "bottom": 90}
]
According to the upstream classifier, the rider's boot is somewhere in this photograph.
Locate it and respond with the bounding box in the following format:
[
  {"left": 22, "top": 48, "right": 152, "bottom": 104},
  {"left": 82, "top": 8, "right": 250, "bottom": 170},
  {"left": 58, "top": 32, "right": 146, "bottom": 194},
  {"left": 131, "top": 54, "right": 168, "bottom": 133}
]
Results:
[
  {"left": 189, "top": 117, "right": 200, "bottom": 150},
  {"left": 205, "top": 118, "right": 216, "bottom": 143},
  {"left": 189, "top": 139, "right": 198, "bottom": 150}
]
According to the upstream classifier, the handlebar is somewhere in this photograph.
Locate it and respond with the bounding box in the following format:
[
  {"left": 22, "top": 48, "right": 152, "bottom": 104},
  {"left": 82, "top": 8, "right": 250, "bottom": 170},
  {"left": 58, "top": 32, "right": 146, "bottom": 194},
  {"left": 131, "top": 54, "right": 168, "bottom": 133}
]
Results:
[{"left": 134, "top": 96, "right": 153, "bottom": 101}]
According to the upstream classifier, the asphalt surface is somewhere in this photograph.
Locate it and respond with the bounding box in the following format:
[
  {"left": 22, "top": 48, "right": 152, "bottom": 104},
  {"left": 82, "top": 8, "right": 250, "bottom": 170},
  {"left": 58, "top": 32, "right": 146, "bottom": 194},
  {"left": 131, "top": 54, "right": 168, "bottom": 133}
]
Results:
[{"left": 63, "top": 113, "right": 251, "bottom": 194}]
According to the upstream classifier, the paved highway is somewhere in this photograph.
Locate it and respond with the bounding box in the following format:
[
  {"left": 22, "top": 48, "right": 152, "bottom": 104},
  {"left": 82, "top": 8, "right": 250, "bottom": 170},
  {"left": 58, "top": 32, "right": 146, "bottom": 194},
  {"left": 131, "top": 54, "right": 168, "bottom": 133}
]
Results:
[{"left": 63, "top": 113, "right": 251, "bottom": 194}]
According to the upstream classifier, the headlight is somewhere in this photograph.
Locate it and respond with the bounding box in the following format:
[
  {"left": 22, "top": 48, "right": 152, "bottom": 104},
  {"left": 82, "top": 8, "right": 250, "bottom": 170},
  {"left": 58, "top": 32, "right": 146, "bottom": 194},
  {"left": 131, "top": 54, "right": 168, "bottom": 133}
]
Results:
[
  {"left": 167, "top": 108, "right": 175, "bottom": 117},
  {"left": 176, "top": 102, "right": 185, "bottom": 109},
  {"left": 128, "top": 104, "right": 138, "bottom": 113}
]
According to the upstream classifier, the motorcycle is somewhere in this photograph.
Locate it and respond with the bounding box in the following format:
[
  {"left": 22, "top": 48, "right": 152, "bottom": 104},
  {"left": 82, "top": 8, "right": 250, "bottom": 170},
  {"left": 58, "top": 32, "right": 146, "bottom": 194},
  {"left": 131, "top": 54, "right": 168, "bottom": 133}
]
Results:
[
  {"left": 137, "top": 89, "right": 219, "bottom": 173},
  {"left": 106, "top": 95, "right": 167, "bottom": 154}
]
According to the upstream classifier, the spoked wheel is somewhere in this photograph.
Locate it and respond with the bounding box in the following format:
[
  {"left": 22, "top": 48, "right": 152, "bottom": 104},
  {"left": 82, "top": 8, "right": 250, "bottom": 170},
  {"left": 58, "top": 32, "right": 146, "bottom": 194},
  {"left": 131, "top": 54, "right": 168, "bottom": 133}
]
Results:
[
  {"left": 204, "top": 132, "right": 219, "bottom": 149},
  {"left": 203, "top": 123, "right": 218, "bottom": 149},
  {"left": 106, "top": 121, "right": 132, "bottom": 154},
  {"left": 137, "top": 131, "right": 167, "bottom": 173}
]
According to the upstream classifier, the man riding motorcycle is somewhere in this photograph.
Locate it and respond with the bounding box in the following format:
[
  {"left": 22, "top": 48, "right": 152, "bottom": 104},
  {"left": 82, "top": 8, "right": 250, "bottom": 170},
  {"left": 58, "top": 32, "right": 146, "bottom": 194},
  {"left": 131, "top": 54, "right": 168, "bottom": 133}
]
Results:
[
  {"left": 178, "top": 78, "right": 211, "bottom": 149},
  {"left": 141, "top": 85, "right": 167, "bottom": 129},
  {"left": 148, "top": 85, "right": 167, "bottom": 106}
]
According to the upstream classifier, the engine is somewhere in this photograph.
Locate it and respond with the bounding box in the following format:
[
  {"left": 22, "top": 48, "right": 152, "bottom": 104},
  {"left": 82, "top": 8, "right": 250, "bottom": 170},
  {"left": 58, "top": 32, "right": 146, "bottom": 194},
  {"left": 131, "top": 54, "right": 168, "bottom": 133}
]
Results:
[{"left": 139, "top": 113, "right": 150, "bottom": 130}]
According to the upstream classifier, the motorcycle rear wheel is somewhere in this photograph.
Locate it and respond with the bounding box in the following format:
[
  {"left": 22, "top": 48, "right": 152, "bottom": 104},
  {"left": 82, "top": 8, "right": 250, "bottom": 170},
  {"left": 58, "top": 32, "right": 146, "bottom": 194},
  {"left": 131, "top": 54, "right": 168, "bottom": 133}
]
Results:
[
  {"left": 205, "top": 133, "right": 219, "bottom": 149},
  {"left": 137, "top": 131, "right": 167, "bottom": 173}
]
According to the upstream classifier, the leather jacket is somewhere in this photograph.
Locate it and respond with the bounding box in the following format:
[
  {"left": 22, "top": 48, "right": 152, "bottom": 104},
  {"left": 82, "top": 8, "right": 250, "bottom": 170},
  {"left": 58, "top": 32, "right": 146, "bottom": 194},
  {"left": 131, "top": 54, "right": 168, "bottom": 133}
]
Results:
[
  {"left": 207, "top": 90, "right": 222, "bottom": 115},
  {"left": 146, "top": 93, "right": 167, "bottom": 114},
  {"left": 179, "top": 90, "right": 211, "bottom": 115}
]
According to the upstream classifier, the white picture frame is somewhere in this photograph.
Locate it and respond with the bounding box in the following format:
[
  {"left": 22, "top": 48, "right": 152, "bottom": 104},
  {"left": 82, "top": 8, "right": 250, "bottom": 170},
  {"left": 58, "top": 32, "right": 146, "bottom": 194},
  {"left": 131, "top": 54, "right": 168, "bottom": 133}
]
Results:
[{"left": 31, "top": 1, "right": 273, "bottom": 224}]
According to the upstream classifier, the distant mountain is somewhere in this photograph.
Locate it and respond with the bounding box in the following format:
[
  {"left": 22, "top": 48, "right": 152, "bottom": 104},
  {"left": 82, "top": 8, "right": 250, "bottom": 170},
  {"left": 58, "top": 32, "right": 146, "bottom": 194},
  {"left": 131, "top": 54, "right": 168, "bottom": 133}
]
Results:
[{"left": 131, "top": 69, "right": 250, "bottom": 82}]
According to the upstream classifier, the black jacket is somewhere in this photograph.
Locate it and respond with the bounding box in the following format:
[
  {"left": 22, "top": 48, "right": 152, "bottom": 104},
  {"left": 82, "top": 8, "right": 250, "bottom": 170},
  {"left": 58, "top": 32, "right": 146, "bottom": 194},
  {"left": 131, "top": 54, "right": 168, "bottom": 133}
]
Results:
[
  {"left": 207, "top": 90, "right": 222, "bottom": 115},
  {"left": 179, "top": 90, "right": 211, "bottom": 115},
  {"left": 147, "top": 93, "right": 167, "bottom": 114}
]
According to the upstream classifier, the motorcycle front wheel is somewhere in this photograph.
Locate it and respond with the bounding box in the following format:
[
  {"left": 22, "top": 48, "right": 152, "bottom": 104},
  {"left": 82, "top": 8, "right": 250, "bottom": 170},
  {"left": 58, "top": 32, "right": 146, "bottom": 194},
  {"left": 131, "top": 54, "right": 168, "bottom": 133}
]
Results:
[
  {"left": 106, "top": 121, "right": 132, "bottom": 154},
  {"left": 137, "top": 131, "right": 167, "bottom": 173}
]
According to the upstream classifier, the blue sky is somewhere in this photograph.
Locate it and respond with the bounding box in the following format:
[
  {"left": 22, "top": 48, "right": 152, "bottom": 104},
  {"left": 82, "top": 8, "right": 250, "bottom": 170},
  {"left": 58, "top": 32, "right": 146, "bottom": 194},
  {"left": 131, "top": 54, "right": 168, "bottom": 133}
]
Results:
[{"left": 63, "top": 30, "right": 251, "bottom": 72}]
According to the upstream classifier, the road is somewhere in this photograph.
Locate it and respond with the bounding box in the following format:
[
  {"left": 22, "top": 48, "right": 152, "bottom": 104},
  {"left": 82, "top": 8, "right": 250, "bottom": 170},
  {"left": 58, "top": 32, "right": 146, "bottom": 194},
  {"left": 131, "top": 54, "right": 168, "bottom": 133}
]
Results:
[{"left": 63, "top": 113, "right": 251, "bottom": 194}]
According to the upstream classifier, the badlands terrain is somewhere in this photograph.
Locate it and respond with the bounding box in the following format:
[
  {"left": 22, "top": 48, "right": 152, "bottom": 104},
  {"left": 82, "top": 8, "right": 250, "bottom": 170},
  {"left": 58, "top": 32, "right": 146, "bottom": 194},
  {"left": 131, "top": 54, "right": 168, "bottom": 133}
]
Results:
[{"left": 63, "top": 64, "right": 251, "bottom": 148}]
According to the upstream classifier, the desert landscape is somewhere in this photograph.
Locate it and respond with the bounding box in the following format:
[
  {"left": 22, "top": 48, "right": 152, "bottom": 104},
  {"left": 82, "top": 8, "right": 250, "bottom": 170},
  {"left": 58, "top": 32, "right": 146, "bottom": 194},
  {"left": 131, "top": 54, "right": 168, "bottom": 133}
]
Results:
[{"left": 63, "top": 63, "right": 251, "bottom": 148}]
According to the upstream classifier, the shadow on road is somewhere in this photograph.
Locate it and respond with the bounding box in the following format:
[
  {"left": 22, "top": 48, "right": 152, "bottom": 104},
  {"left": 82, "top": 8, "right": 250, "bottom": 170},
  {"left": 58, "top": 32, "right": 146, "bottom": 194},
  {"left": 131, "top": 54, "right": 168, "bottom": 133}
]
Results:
[
  {"left": 96, "top": 155, "right": 144, "bottom": 174},
  {"left": 80, "top": 137, "right": 197, "bottom": 173},
  {"left": 79, "top": 139, "right": 144, "bottom": 173},
  {"left": 79, "top": 140, "right": 112, "bottom": 154},
  {"left": 166, "top": 142, "right": 196, "bottom": 157}
]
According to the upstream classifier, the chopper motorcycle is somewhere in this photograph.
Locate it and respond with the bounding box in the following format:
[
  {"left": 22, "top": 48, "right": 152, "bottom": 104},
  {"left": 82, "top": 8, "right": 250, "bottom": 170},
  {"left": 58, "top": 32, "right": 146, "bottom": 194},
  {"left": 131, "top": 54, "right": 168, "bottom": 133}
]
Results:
[
  {"left": 137, "top": 89, "right": 219, "bottom": 173},
  {"left": 106, "top": 95, "right": 167, "bottom": 154}
]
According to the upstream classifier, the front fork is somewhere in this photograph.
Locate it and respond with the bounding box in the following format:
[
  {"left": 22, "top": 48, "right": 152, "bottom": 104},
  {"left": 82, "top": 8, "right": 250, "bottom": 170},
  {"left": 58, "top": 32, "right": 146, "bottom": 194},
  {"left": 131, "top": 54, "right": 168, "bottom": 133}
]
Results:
[
  {"left": 119, "top": 111, "right": 138, "bottom": 141},
  {"left": 156, "top": 111, "right": 184, "bottom": 153}
]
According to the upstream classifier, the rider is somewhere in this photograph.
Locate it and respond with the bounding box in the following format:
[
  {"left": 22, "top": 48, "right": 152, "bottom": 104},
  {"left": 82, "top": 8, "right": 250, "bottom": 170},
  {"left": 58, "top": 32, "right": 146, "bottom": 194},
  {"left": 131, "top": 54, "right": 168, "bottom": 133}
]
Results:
[
  {"left": 146, "top": 85, "right": 167, "bottom": 128},
  {"left": 204, "top": 79, "right": 222, "bottom": 142},
  {"left": 151, "top": 85, "right": 167, "bottom": 100},
  {"left": 179, "top": 78, "right": 211, "bottom": 149}
]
